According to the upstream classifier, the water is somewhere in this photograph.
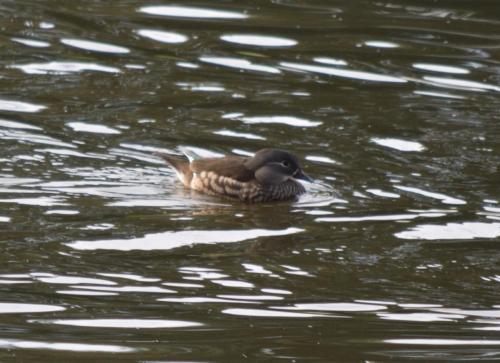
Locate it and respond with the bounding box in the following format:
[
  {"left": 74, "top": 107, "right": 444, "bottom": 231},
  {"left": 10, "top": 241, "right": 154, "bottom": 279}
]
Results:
[{"left": 1, "top": 0, "right": 499, "bottom": 361}]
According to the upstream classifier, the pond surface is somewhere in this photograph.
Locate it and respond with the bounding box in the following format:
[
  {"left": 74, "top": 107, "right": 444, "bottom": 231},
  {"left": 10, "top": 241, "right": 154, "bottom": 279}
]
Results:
[{"left": 1, "top": 0, "right": 500, "bottom": 361}]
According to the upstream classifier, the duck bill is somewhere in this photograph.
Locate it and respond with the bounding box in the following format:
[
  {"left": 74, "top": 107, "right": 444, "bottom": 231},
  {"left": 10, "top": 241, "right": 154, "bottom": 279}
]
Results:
[{"left": 293, "top": 169, "right": 313, "bottom": 183}]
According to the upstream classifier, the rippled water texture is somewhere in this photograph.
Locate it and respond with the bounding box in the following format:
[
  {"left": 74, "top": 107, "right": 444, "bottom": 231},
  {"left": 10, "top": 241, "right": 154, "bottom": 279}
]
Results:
[{"left": 1, "top": 0, "right": 499, "bottom": 361}]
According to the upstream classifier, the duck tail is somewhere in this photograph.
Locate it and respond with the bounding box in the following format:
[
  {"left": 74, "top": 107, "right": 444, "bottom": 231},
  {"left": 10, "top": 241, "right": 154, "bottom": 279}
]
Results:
[{"left": 154, "top": 152, "right": 192, "bottom": 186}]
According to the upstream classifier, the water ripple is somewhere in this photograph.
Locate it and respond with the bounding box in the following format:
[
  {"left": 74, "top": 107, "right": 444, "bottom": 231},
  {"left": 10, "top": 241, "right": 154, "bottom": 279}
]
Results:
[
  {"left": 61, "top": 38, "right": 130, "bottom": 54},
  {"left": 395, "top": 222, "right": 500, "bottom": 240},
  {"left": 0, "top": 339, "right": 137, "bottom": 353},
  {"left": 137, "top": 29, "right": 188, "bottom": 44},
  {"left": 67, "top": 228, "right": 304, "bottom": 251},
  {"left": 11, "top": 37, "right": 50, "bottom": 48},
  {"left": 67, "top": 122, "right": 121, "bottom": 134},
  {"left": 371, "top": 137, "right": 426, "bottom": 152},
  {"left": 0, "top": 99, "right": 46, "bottom": 113},
  {"left": 281, "top": 61, "right": 407, "bottom": 83},
  {"left": 0, "top": 302, "right": 65, "bottom": 314},
  {"left": 200, "top": 57, "right": 281, "bottom": 74},
  {"left": 221, "top": 34, "right": 297, "bottom": 47},
  {"left": 10, "top": 61, "right": 120, "bottom": 75},
  {"left": 423, "top": 76, "right": 500, "bottom": 92},
  {"left": 413, "top": 63, "right": 470, "bottom": 74},
  {"left": 139, "top": 5, "right": 248, "bottom": 19},
  {"left": 33, "top": 319, "right": 202, "bottom": 329}
]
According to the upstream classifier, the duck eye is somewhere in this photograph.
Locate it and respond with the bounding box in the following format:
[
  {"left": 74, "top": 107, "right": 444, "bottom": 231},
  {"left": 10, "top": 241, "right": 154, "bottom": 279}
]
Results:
[{"left": 281, "top": 160, "right": 290, "bottom": 167}]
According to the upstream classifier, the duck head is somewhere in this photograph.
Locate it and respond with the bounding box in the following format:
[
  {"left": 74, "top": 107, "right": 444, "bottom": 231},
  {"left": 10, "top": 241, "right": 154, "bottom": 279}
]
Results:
[{"left": 244, "top": 148, "right": 313, "bottom": 185}]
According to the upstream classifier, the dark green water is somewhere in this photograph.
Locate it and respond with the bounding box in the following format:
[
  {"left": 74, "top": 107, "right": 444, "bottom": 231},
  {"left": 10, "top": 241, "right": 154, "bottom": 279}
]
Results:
[{"left": 0, "top": 0, "right": 499, "bottom": 361}]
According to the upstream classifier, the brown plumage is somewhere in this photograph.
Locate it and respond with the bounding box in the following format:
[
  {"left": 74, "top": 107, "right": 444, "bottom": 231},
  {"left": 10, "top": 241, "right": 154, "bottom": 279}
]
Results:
[{"left": 155, "top": 148, "right": 312, "bottom": 203}]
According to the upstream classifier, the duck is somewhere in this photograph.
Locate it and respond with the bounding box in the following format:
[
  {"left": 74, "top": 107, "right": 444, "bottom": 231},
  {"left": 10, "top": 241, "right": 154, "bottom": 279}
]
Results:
[{"left": 155, "top": 148, "right": 312, "bottom": 203}]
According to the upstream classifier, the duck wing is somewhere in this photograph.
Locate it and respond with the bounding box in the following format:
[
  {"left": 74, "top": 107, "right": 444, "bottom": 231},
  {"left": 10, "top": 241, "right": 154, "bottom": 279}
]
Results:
[{"left": 190, "top": 156, "right": 255, "bottom": 182}]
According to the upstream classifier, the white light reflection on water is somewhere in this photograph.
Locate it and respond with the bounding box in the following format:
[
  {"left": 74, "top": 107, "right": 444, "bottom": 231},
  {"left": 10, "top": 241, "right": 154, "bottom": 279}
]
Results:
[
  {"left": 212, "top": 280, "right": 254, "bottom": 288},
  {"left": 429, "top": 308, "right": 500, "bottom": 318},
  {"left": 68, "top": 285, "right": 176, "bottom": 294},
  {"left": 179, "top": 267, "right": 228, "bottom": 282},
  {"left": 45, "top": 209, "right": 79, "bottom": 215},
  {"left": 177, "top": 83, "right": 225, "bottom": 92},
  {"left": 37, "top": 181, "right": 128, "bottom": 188},
  {"left": 280, "top": 302, "right": 387, "bottom": 312},
  {"left": 413, "top": 63, "right": 470, "bottom": 74},
  {"left": 159, "top": 297, "right": 258, "bottom": 304},
  {"left": 0, "top": 99, "right": 46, "bottom": 113},
  {"left": 0, "top": 197, "right": 69, "bottom": 207},
  {"left": 316, "top": 213, "right": 441, "bottom": 223},
  {"left": 213, "top": 129, "right": 265, "bottom": 140},
  {"left": 217, "top": 294, "right": 283, "bottom": 301},
  {"left": 177, "top": 61, "right": 199, "bottom": 69},
  {"left": 67, "top": 228, "right": 304, "bottom": 251},
  {"left": 32, "top": 319, "right": 202, "bottom": 329},
  {"left": 0, "top": 118, "right": 42, "bottom": 130},
  {"left": 414, "top": 90, "right": 466, "bottom": 100},
  {"left": 61, "top": 39, "right": 129, "bottom": 54},
  {"left": 39, "top": 22, "right": 54, "bottom": 29},
  {"left": 0, "top": 178, "right": 40, "bottom": 186},
  {"left": 314, "top": 57, "right": 348, "bottom": 66},
  {"left": 239, "top": 115, "right": 321, "bottom": 127},
  {"left": 0, "top": 303, "right": 64, "bottom": 313},
  {"left": 81, "top": 223, "right": 114, "bottom": 230},
  {"left": 0, "top": 339, "right": 137, "bottom": 353},
  {"left": 231, "top": 148, "right": 254, "bottom": 157},
  {"left": 306, "top": 155, "right": 338, "bottom": 164},
  {"left": 57, "top": 290, "right": 117, "bottom": 296},
  {"left": 261, "top": 288, "right": 292, "bottom": 295},
  {"left": 35, "top": 275, "right": 116, "bottom": 285},
  {"left": 371, "top": 137, "right": 425, "bottom": 152},
  {"left": 0, "top": 129, "right": 75, "bottom": 148},
  {"left": 423, "top": 76, "right": 500, "bottom": 92},
  {"left": 200, "top": 57, "right": 281, "bottom": 74},
  {"left": 36, "top": 148, "right": 111, "bottom": 160},
  {"left": 0, "top": 279, "right": 33, "bottom": 285},
  {"left": 162, "top": 282, "right": 204, "bottom": 288},
  {"left": 474, "top": 326, "right": 500, "bottom": 331},
  {"left": 281, "top": 62, "right": 407, "bottom": 83},
  {"left": 67, "top": 122, "right": 121, "bottom": 134},
  {"left": 139, "top": 6, "right": 249, "bottom": 19},
  {"left": 378, "top": 312, "right": 465, "bottom": 322},
  {"left": 394, "top": 186, "right": 466, "bottom": 205},
  {"left": 243, "top": 263, "right": 272, "bottom": 275},
  {"left": 395, "top": 222, "right": 500, "bottom": 240},
  {"left": 125, "top": 64, "right": 146, "bottom": 70},
  {"left": 385, "top": 339, "right": 500, "bottom": 346},
  {"left": 221, "top": 34, "right": 297, "bottom": 47},
  {"left": 281, "top": 264, "right": 312, "bottom": 277},
  {"left": 222, "top": 308, "right": 328, "bottom": 318},
  {"left": 398, "top": 303, "right": 442, "bottom": 308},
  {"left": 10, "top": 61, "right": 120, "bottom": 75},
  {"left": 137, "top": 29, "right": 188, "bottom": 44},
  {"left": 97, "top": 273, "right": 160, "bottom": 282},
  {"left": 364, "top": 40, "right": 399, "bottom": 48},
  {"left": 11, "top": 37, "right": 50, "bottom": 48},
  {"left": 366, "top": 189, "right": 400, "bottom": 198}
]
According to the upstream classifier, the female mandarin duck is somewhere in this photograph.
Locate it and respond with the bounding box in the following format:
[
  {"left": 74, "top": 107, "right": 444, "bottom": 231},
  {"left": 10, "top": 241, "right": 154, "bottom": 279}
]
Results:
[{"left": 156, "top": 148, "right": 313, "bottom": 203}]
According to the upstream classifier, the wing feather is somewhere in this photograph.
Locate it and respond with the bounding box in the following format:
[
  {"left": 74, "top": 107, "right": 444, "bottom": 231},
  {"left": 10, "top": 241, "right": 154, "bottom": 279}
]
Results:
[{"left": 190, "top": 156, "right": 254, "bottom": 182}]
